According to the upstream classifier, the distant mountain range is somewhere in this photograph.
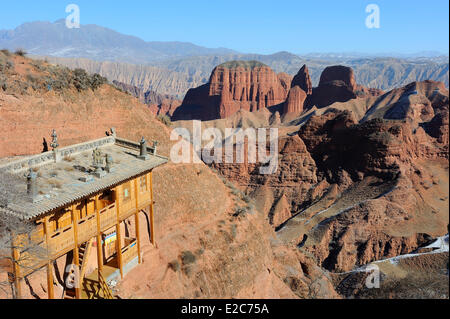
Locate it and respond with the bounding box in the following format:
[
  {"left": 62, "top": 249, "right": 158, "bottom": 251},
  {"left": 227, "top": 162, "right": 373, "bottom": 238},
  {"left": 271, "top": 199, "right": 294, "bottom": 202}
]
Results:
[
  {"left": 150, "top": 52, "right": 449, "bottom": 89},
  {"left": 299, "top": 51, "right": 449, "bottom": 59},
  {"left": 41, "top": 54, "right": 449, "bottom": 98},
  {"left": 1, "top": 20, "right": 448, "bottom": 97},
  {"left": 0, "top": 20, "right": 237, "bottom": 62}
]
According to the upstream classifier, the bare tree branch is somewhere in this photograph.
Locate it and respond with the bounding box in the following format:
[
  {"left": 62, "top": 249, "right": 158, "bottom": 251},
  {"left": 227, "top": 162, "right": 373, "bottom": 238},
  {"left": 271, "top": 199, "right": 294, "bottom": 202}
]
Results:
[{"left": 0, "top": 171, "right": 48, "bottom": 299}]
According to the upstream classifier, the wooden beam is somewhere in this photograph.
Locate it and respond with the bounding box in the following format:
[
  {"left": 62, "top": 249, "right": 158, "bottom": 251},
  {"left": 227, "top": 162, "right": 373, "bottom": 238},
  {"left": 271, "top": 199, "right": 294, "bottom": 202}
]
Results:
[
  {"left": 43, "top": 218, "right": 54, "bottom": 300},
  {"left": 115, "top": 187, "right": 124, "bottom": 279},
  {"left": 46, "top": 263, "right": 54, "bottom": 300},
  {"left": 149, "top": 171, "right": 155, "bottom": 246},
  {"left": 116, "top": 223, "right": 123, "bottom": 279},
  {"left": 134, "top": 178, "right": 142, "bottom": 264},
  {"left": 135, "top": 212, "right": 141, "bottom": 264},
  {"left": 12, "top": 256, "right": 22, "bottom": 299},
  {"left": 71, "top": 207, "right": 81, "bottom": 299},
  {"left": 94, "top": 195, "right": 103, "bottom": 273}
]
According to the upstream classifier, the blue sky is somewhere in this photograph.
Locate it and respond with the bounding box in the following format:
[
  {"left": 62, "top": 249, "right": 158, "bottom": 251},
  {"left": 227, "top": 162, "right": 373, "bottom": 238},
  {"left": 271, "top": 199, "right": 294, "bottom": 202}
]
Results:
[{"left": 0, "top": 0, "right": 448, "bottom": 54}]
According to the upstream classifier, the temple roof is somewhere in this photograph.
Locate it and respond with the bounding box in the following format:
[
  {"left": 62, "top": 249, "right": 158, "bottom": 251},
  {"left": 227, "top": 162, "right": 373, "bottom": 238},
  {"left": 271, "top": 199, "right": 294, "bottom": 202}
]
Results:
[{"left": 0, "top": 134, "right": 168, "bottom": 221}]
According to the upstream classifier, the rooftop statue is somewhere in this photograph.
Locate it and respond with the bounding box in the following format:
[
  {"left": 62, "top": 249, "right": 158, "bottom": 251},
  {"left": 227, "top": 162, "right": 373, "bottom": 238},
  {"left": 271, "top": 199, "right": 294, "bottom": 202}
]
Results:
[
  {"left": 92, "top": 148, "right": 106, "bottom": 178},
  {"left": 92, "top": 148, "right": 104, "bottom": 167},
  {"left": 50, "top": 129, "right": 59, "bottom": 150}
]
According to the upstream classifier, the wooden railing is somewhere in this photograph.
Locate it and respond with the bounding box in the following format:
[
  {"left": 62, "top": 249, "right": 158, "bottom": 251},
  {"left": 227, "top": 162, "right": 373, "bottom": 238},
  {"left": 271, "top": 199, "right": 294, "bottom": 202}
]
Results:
[
  {"left": 121, "top": 239, "right": 138, "bottom": 266},
  {"left": 77, "top": 214, "right": 97, "bottom": 244},
  {"left": 119, "top": 195, "right": 150, "bottom": 221},
  {"left": 99, "top": 203, "right": 117, "bottom": 232},
  {"left": 119, "top": 199, "right": 135, "bottom": 220},
  {"left": 19, "top": 204, "right": 117, "bottom": 269},
  {"left": 17, "top": 203, "right": 117, "bottom": 271},
  {"left": 16, "top": 200, "right": 143, "bottom": 278},
  {"left": 98, "top": 271, "right": 114, "bottom": 299},
  {"left": 48, "top": 225, "right": 75, "bottom": 257}
]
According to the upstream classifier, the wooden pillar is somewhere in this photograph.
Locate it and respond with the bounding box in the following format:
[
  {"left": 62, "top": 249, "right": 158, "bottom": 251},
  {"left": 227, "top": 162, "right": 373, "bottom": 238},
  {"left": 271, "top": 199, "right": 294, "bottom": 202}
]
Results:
[
  {"left": 134, "top": 178, "right": 139, "bottom": 210},
  {"left": 149, "top": 171, "right": 155, "bottom": 246},
  {"left": 94, "top": 195, "right": 103, "bottom": 273},
  {"left": 71, "top": 207, "right": 81, "bottom": 299},
  {"left": 135, "top": 212, "right": 141, "bottom": 264},
  {"left": 10, "top": 233, "right": 22, "bottom": 299},
  {"left": 115, "top": 223, "right": 123, "bottom": 279},
  {"left": 46, "top": 263, "right": 54, "bottom": 300},
  {"left": 43, "top": 218, "right": 54, "bottom": 300},
  {"left": 115, "top": 187, "right": 124, "bottom": 279},
  {"left": 134, "top": 179, "right": 142, "bottom": 263}
]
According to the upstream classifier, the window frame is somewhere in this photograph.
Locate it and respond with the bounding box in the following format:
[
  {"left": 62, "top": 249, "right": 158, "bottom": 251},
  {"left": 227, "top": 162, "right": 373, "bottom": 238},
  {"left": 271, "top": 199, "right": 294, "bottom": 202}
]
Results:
[
  {"left": 123, "top": 182, "right": 132, "bottom": 202},
  {"left": 139, "top": 175, "right": 148, "bottom": 193}
]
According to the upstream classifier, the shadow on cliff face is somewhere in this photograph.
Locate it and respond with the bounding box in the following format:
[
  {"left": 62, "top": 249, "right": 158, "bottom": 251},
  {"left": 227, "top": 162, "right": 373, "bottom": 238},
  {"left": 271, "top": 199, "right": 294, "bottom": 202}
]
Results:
[
  {"left": 171, "top": 84, "right": 220, "bottom": 121},
  {"left": 298, "top": 109, "right": 405, "bottom": 184}
]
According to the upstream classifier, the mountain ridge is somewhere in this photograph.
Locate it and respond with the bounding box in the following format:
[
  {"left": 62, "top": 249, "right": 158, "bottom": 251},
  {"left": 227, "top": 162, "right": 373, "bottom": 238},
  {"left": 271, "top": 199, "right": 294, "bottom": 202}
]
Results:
[
  {"left": 4, "top": 20, "right": 446, "bottom": 98},
  {"left": 0, "top": 20, "right": 238, "bottom": 63},
  {"left": 39, "top": 54, "right": 449, "bottom": 98}
]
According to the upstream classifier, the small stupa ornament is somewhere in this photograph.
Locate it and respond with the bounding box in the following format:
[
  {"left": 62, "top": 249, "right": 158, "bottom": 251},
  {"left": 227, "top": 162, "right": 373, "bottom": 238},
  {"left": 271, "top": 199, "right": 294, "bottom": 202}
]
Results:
[
  {"left": 105, "top": 153, "right": 115, "bottom": 173},
  {"left": 26, "top": 168, "right": 43, "bottom": 203},
  {"left": 50, "top": 129, "right": 61, "bottom": 162},
  {"left": 152, "top": 140, "right": 158, "bottom": 155},
  {"left": 92, "top": 148, "right": 106, "bottom": 178},
  {"left": 50, "top": 129, "right": 59, "bottom": 150},
  {"left": 138, "top": 137, "right": 150, "bottom": 160}
]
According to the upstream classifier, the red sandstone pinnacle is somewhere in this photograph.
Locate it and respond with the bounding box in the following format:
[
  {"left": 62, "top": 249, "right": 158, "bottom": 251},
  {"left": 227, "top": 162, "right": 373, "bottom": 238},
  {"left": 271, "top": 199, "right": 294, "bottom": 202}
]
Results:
[
  {"left": 319, "top": 65, "right": 357, "bottom": 92},
  {"left": 277, "top": 72, "right": 293, "bottom": 92},
  {"left": 307, "top": 65, "right": 359, "bottom": 108},
  {"left": 311, "top": 81, "right": 357, "bottom": 108},
  {"left": 291, "top": 65, "right": 312, "bottom": 95},
  {"left": 209, "top": 64, "right": 289, "bottom": 117},
  {"left": 283, "top": 86, "right": 307, "bottom": 115},
  {"left": 174, "top": 61, "right": 289, "bottom": 120}
]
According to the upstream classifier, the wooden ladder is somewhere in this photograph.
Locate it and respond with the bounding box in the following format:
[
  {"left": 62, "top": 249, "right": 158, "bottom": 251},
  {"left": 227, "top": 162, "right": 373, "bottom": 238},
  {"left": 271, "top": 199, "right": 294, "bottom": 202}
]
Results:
[
  {"left": 79, "top": 238, "right": 94, "bottom": 280},
  {"left": 63, "top": 238, "right": 94, "bottom": 299}
]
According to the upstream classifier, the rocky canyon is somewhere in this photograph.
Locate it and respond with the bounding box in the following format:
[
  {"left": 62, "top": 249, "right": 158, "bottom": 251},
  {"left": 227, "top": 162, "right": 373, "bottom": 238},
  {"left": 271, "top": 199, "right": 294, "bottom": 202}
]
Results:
[{"left": 0, "top": 50, "right": 448, "bottom": 300}]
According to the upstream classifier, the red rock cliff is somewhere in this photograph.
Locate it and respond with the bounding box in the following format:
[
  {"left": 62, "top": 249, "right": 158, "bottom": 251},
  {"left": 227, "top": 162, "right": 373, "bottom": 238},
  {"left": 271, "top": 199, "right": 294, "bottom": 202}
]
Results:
[
  {"left": 283, "top": 86, "right": 307, "bottom": 115},
  {"left": 173, "top": 61, "right": 289, "bottom": 120},
  {"left": 291, "top": 64, "right": 313, "bottom": 95}
]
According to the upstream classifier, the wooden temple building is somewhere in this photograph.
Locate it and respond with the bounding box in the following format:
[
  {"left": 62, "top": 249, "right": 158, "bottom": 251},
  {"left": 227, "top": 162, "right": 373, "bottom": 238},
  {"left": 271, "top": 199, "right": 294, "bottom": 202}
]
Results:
[{"left": 0, "top": 129, "right": 168, "bottom": 299}]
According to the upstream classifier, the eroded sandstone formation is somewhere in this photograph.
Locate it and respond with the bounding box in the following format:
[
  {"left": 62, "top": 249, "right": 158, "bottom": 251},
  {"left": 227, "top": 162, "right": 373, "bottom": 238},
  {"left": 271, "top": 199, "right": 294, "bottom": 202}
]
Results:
[
  {"left": 209, "top": 134, "right": 319, "bottom": 229},
  {"left": 210, "top": 79, "right": 449, "bottom": 274},
  {"left": 148, "top": 99, "right": 182, "bottom": 117},
  {"left": 281, "top": 64, "right": 383, "bottom": 116},
  {"left": 173, "top": 61, "right": 289, "bottom": 121},
  {"left": 171, "top": 61, "right": 388, "bottom": 120},
  {"left": 291, "top": 65, "right": 313, "bottom": 95},
  {"left": 319, "top": 65, "right": 357, "bottom": 91},
  {"left": 283, "top": 86, "right": 307, "bottom": 115},
  {"left": 306, "top": 65, "right": 359, "bottom": 109},
  {"left": 112, "top": 80, "right": 182, "bottom": 116}
]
